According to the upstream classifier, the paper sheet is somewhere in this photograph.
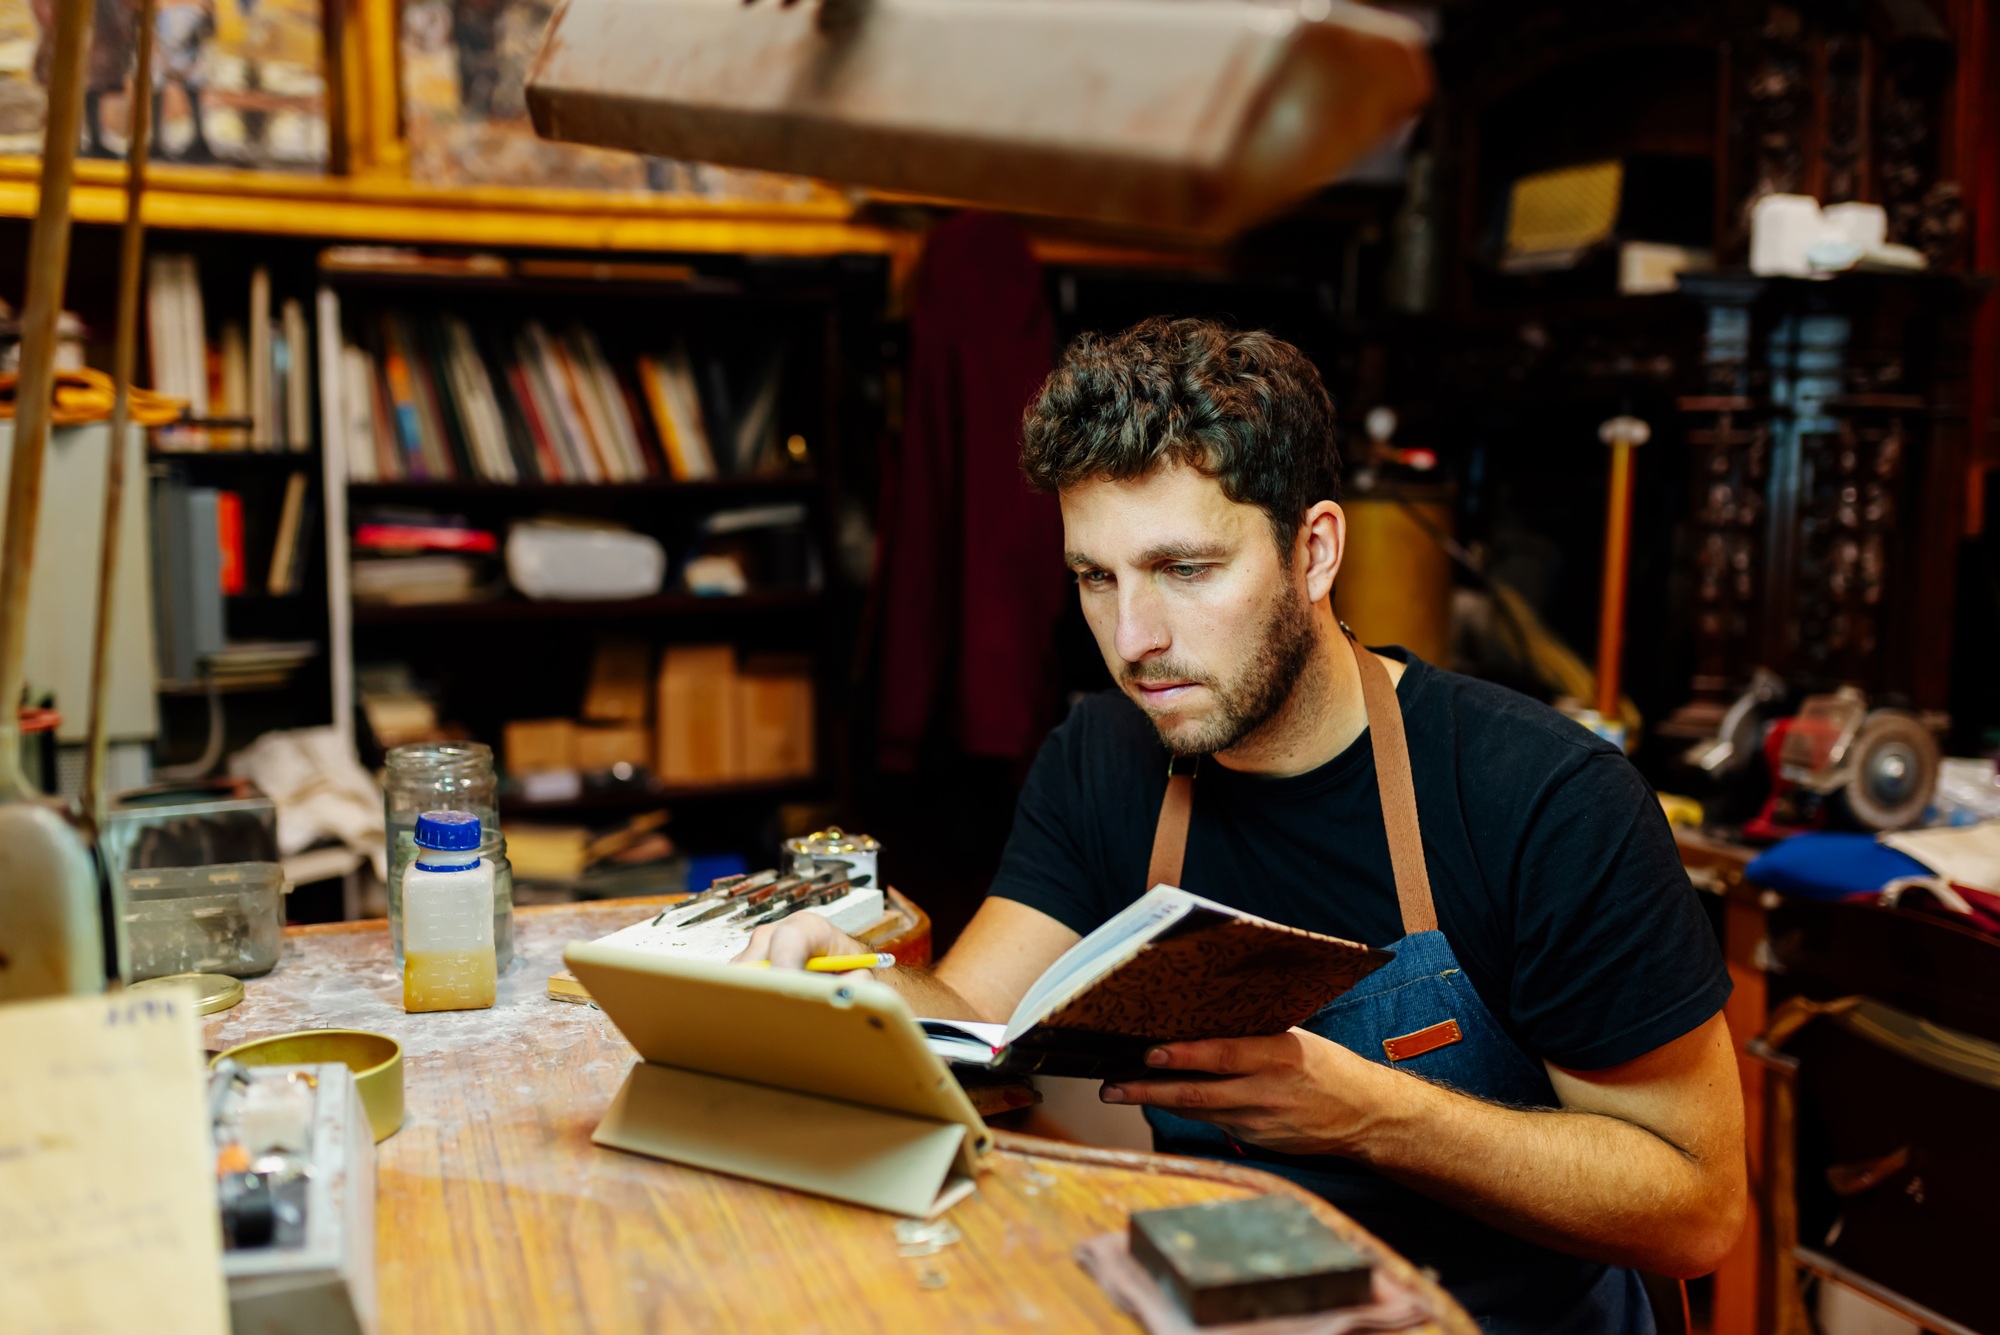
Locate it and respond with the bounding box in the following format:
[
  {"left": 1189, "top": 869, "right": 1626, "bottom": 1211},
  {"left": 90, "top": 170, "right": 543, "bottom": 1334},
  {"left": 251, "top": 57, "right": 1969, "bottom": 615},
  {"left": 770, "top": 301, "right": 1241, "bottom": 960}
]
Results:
[
  {"left": 0, "top": 989, "right": 228, "bottom": 1335},
  {"left": 1882, "top": 821, "right": 2000, "bottom": 896},
  {"left": 589, "top": 886, "right": 885, "bottom": 961}
]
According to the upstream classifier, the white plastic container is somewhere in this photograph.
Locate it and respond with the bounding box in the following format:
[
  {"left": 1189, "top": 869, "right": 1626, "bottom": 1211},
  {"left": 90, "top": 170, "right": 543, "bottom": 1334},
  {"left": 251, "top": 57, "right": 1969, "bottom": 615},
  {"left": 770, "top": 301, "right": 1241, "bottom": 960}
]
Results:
[
  {"left": 401, "top": 811, "right": 497, "bottom": 1012},
  {"left": 1750, "top": 193, "right": 1823, "bottom": 277},
  {"left": 504, "top": 522, "right": 665, "bottom": 601}
]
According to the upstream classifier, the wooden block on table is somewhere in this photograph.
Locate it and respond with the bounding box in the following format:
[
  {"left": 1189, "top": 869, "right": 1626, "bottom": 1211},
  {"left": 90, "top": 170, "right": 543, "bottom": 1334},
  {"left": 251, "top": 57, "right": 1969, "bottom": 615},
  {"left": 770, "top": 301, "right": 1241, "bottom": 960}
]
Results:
[
  {"left": 738, "top": 653, "right": 814, "bottom": 781},
  {"left": 504, "top": 718, "right": 577, "bottom": 775},
  {"left": 656, "top": 645, "right": 742, "bottom": 785},
  {"left": 1130, "top": 1195, "right": 1372, "bottom": 1326},
  {"left": 574, "top": 724, "right": 651, "bottom": 774},
  {"left": 584, "top": 637, "right": 652, "bottom": 724}
]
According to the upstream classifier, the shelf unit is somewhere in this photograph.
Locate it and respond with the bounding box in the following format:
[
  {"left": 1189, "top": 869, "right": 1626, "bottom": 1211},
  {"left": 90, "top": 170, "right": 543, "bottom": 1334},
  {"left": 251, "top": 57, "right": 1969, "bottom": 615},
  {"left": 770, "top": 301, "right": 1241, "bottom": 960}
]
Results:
[{"left": 315, "top": 249, "right": 875, "bottom": 841}]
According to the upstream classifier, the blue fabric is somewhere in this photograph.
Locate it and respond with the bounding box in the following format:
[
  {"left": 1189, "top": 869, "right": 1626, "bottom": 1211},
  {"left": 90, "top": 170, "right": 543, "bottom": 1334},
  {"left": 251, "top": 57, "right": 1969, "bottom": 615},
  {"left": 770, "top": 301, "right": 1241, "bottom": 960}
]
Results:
[
  {"left": 686, "top": 851, "right": 749, "bottom": 890},
  {"left": 1146, "top": 929, "right": 1655, "bottom": 1335},
  {"left": 1744, "top": 833, "right": 1930, "bottom": 901}
]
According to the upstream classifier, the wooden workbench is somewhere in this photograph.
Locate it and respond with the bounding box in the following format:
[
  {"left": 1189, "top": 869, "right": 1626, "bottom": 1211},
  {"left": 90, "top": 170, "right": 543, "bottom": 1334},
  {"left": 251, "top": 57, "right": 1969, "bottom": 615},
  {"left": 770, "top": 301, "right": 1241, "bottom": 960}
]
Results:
[{"left": 204, "top": 899, "right": 1475, "bottom": 1334}]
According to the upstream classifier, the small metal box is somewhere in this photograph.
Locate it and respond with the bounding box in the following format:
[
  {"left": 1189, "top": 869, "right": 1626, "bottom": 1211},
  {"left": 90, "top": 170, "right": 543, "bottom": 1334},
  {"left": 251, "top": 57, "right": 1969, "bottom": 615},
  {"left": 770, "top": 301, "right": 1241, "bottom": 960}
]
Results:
[
  {"left": 1129, "top": 1195, "right": 1373, "bottom": 1326},
  {"left": 216, "top": 1062, "right": 378, "bottom": 1335},
  {"left": 104, "top": 778, "right": 278, "bottom": 873}
]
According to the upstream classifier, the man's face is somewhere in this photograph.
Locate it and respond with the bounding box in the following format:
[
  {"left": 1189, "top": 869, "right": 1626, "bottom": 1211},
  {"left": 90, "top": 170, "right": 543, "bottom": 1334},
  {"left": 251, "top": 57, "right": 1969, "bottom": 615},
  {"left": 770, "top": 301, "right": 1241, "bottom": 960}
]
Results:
[{"left": 1061, "top": 463, "right": 1320, "bottom": 756}]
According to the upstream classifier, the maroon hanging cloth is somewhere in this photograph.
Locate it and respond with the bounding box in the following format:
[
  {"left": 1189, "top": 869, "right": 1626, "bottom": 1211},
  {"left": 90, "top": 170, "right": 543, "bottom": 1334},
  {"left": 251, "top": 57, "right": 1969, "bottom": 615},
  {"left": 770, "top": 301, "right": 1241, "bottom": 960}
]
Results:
[{"left": 876, "top": 213, "right": 1065, "bottom": 770}]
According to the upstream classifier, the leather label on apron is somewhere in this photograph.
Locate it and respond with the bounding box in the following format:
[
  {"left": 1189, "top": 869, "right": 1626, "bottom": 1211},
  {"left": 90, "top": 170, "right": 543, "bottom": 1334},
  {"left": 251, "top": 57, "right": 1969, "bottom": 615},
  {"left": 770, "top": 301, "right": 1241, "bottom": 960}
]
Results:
[{"left": 1383, "top": 1018, "right": 1463, "bottom": 1062}]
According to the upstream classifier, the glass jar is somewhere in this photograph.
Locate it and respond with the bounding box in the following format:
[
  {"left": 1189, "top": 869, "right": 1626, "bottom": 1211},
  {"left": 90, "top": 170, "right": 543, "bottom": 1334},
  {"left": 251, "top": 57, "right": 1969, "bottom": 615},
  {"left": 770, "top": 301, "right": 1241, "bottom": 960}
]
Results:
[
  {"left": 782, "top": 827, "right": 881, "bottom": 888},
  {"left": 383, "top": 742, "right": 513, "bottom": 971}
]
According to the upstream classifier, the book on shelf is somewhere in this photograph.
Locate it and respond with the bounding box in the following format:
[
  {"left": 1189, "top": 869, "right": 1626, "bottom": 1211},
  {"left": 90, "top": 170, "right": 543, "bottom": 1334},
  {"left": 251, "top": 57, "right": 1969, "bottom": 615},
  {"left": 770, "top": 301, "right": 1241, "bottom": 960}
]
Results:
[
  {"left": 218, "top": 322, "right": 248, "bottom": 449},
  {"left": 350, "top": 507, "right": 500, "bottom": 605},
  {"left": 147, "top": 253, "right": 209, "bottom": 449},
  {"left": 249, "top": 265, "right": 273, "bottom": 448},
  {"left": 215, "top": 491, "right": 245, "bottom": 596},
  {"left": 350, "top": 554, "right": 490, "bottom": 605},
  {"left": 150, "top": 475, "right": 225, "bottom": 682},
  {"left": 731, "top": 345, "right": 786, "bottom": 475},
  {"left": 338, "top": 345, "right": 378, "bottom": 482},
  {"left": 637, "top": 341, "right": 717, "bottom": 480},
  {"left": 145, "top": 256, "right": 313, "bottom": 453},
  {"left": 266, "top": 471, "right": 313, "bottom": 596},
  {"left": 918, "top": 885, "right": 1394, "bottom": 1080},
  {"left": 281, "top": 298, "right": 311, "bottom": 452},
  {"left": 202, "top": 640, "right": 319, "bottom": 691},
  {"left": 339, "top": 309, "right": 787, "bottom": 486}
]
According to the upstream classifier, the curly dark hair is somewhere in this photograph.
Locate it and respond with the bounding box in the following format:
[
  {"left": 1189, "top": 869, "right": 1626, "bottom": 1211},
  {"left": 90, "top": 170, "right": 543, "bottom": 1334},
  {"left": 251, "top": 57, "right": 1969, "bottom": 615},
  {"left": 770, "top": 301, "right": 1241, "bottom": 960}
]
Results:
[{"left": 1020, "top": 317, "right": 1342, "bottom": 551}]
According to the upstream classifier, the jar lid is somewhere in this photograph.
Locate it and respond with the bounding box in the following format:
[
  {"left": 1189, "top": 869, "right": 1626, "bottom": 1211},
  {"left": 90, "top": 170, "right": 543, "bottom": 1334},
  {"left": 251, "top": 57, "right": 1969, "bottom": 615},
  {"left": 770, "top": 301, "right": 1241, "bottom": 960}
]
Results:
[
  {"left": 415, "top": 810, "right": 482, "bottom": 851},
  {"left": 789, "top": 826, "right": 880, "bottom": 855},
  {"left": 131, "top": 972, "right": 244, "bottom": 1015}
]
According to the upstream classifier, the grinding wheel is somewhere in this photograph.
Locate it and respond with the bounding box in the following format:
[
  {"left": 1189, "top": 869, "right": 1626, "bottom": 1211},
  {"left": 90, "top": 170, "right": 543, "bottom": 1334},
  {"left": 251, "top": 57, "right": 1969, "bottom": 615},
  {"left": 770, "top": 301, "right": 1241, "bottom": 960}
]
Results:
[{"left": 1843, "top": 711, "right": 1940, "bottom": 831}]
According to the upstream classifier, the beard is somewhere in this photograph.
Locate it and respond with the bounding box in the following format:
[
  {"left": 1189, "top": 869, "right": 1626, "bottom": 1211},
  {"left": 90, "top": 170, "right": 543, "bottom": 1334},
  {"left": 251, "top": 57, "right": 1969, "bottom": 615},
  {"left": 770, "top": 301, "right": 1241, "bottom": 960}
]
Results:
[{"left": 1123, "top": 584, "right": 1320, "bottom": 757}]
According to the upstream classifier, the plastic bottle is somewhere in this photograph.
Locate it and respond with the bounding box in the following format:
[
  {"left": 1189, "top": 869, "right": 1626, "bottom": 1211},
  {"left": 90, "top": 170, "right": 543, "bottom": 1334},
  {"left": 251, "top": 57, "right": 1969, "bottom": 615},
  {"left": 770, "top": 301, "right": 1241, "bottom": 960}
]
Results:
[
  {"left": 402, "top": 810, "right": 497, "bottom": 1013},
  {"left": 383, "top": 742, "right": 513, "bottom": 972}
]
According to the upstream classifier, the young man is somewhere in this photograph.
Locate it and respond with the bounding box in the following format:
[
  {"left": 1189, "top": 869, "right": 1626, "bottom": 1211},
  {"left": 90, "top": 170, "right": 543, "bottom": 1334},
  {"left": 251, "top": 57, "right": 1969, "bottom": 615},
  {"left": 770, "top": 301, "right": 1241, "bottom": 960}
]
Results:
[{"left": 741, "top": 318, "right": 1745, "bottom": 1334}]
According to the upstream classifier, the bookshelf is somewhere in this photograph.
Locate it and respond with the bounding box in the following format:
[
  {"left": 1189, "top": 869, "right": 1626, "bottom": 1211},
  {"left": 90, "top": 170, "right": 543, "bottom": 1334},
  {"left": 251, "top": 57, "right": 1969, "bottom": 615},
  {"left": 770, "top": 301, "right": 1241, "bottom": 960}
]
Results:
[{"left": 315, "top": 244, "right": 877, "bottom": 838}]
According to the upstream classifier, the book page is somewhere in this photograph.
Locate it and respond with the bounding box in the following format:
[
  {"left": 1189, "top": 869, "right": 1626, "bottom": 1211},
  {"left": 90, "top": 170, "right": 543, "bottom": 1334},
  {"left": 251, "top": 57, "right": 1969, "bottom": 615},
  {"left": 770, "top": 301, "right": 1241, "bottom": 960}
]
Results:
[
  {"left": 1004, "top": 885, "right": 1197, "bottom": 1042},
  {"left": 918, "top": 1020, "right": 1008, "bottom": 1065},
  {"left": 0, "top": 988, "right": 228, "bottom": 1335}
]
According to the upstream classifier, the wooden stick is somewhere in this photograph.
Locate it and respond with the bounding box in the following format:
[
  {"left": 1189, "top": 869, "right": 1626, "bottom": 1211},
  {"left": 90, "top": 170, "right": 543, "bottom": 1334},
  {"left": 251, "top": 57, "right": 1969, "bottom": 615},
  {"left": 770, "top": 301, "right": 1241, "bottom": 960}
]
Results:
[
  {"left": 1594, "top": 441, "right": 1635, "bottom": 719},
  {"left": 0, "top": 0, "right": 98, "bottom": 799},
  {"left": 1593, "top": 416, "right": 1650, "bottom": 722},
  {"left": 84, "top": 0, "right": 160, "bottom": 830}
]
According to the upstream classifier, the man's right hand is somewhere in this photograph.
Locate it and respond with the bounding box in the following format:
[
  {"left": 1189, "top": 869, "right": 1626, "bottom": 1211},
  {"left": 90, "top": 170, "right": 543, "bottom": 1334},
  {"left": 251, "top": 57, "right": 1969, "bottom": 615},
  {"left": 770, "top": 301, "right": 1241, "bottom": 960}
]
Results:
[
  {"left": 731, "top": 895, "right": 1084, "bottom": 1025},
  {"left": 731, "top": 912, "right": 869, "bottom": 971}
]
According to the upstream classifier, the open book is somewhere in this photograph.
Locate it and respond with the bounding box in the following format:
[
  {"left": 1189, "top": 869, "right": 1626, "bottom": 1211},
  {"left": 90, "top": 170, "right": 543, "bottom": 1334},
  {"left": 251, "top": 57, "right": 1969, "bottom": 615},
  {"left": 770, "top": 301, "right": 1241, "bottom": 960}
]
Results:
[{"left": 920, "top": 886, "right": 1393, "bottom": 1080}]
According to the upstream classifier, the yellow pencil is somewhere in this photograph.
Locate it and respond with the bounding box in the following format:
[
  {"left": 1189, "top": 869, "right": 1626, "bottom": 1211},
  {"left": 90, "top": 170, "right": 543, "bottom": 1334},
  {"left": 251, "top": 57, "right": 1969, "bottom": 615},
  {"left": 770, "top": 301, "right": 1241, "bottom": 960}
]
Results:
[{"left": 740, "top": 953, "right": 897, "bottom": 972}]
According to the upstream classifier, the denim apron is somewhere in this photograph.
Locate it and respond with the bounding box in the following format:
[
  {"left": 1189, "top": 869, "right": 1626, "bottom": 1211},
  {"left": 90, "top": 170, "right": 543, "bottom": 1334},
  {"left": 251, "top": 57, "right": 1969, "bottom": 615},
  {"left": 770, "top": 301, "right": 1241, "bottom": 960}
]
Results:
[{"left": 1140, "top": 634, "right": 1654, "bottom": 1335}]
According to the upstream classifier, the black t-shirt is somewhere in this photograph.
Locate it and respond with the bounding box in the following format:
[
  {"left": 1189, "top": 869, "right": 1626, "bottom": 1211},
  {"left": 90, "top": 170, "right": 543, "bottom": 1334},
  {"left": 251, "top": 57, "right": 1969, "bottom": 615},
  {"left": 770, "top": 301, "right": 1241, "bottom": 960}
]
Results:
[{"left": 989, "top": 650, "right": 1730, "bottom": 1071}]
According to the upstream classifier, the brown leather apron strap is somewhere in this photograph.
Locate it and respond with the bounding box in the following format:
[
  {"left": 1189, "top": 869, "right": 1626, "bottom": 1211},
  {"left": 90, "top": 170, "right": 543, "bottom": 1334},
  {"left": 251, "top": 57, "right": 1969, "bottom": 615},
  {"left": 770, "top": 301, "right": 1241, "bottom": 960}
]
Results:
[
  {"left": 1142, "top": 634, "right": 1440, "bottom": 939},
  {"left": 1349, "top": 633, "right": 1438, "bottom": 936},
  {"left": 1146, "top": 766, "right": 1195, "bottom": 890}
]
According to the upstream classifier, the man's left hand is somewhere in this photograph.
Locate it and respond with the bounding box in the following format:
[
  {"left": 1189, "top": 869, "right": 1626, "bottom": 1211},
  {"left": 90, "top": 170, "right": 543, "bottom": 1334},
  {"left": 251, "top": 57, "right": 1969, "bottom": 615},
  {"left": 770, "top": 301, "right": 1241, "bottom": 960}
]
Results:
[{"left": 1100, "top": 1028, "right": 1409, "bottom": 1158}]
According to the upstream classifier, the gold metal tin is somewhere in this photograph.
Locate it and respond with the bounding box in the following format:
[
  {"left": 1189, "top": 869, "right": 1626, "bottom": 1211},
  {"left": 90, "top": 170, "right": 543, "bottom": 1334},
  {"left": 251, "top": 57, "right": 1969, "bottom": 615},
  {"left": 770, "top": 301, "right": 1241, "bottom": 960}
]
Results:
[
  {"left": 213, "top": 1028, "right": 405, "bottom": 1142},
  {"left": 131, "top": 972, "right": 244, "bottom": 1015}
]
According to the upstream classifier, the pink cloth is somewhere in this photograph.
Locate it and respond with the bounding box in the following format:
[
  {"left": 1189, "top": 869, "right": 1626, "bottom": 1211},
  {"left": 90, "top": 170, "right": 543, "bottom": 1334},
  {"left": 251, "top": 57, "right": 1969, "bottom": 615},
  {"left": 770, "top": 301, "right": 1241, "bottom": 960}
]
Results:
[
  {"left": 876, "top": 212, "right": 1065, "bottom": 769},
  {"left": 1075, "top": 1232, "right": 1433, "bottom": 1335}
]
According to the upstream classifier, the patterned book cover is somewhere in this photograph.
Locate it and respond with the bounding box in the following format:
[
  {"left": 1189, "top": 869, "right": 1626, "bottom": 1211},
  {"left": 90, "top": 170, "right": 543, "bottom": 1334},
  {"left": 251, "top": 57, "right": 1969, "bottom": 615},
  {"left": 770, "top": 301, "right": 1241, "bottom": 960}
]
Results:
[{"left": 1036, "top": 913, "right": 1391, "bottom": 1043}]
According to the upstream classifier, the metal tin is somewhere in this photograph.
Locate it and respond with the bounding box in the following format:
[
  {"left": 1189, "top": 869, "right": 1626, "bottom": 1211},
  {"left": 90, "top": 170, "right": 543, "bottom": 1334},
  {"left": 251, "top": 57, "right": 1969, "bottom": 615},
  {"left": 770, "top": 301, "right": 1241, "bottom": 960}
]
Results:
[
  {"left": 783, "top": 827, "right": 881, "bottom": 889},
  {"left": 123, "top": 861, "right": 290, "bottom": 980},
  {"left": 214, "top": 1029, "right": 405, "bottom": 1143},
  {"left": 131, "top": 971, "right": 244, "bottom": 1015},
  {"left": 102, "top": 778, "right": 278, "bottom": 874}
]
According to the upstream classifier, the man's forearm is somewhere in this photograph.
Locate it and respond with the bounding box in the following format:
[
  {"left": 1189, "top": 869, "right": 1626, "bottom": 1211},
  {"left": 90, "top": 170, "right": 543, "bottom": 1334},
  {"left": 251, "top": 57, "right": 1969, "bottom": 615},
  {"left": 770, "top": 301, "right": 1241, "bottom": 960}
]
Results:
[
  {"left": 876, "top": 966, "right": 987, "bottom": 1021},
  {"left": 1354, "top": 1071, "right": 1738, "bottom": 1277}
]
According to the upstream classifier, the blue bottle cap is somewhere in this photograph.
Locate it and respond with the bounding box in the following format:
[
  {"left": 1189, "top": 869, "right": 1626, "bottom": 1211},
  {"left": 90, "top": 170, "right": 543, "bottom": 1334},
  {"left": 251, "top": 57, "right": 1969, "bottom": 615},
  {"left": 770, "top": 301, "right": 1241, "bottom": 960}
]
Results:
[{"left": 414, "top": 810, "right": 481, "bottom": 851}]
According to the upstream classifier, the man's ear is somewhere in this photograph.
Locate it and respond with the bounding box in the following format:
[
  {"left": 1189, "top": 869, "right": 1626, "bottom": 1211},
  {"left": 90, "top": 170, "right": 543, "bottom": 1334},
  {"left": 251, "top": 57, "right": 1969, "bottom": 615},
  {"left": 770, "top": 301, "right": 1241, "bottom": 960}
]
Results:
[{"left": 1299, "top": 501, "right": 1344, "bottom": 604}]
